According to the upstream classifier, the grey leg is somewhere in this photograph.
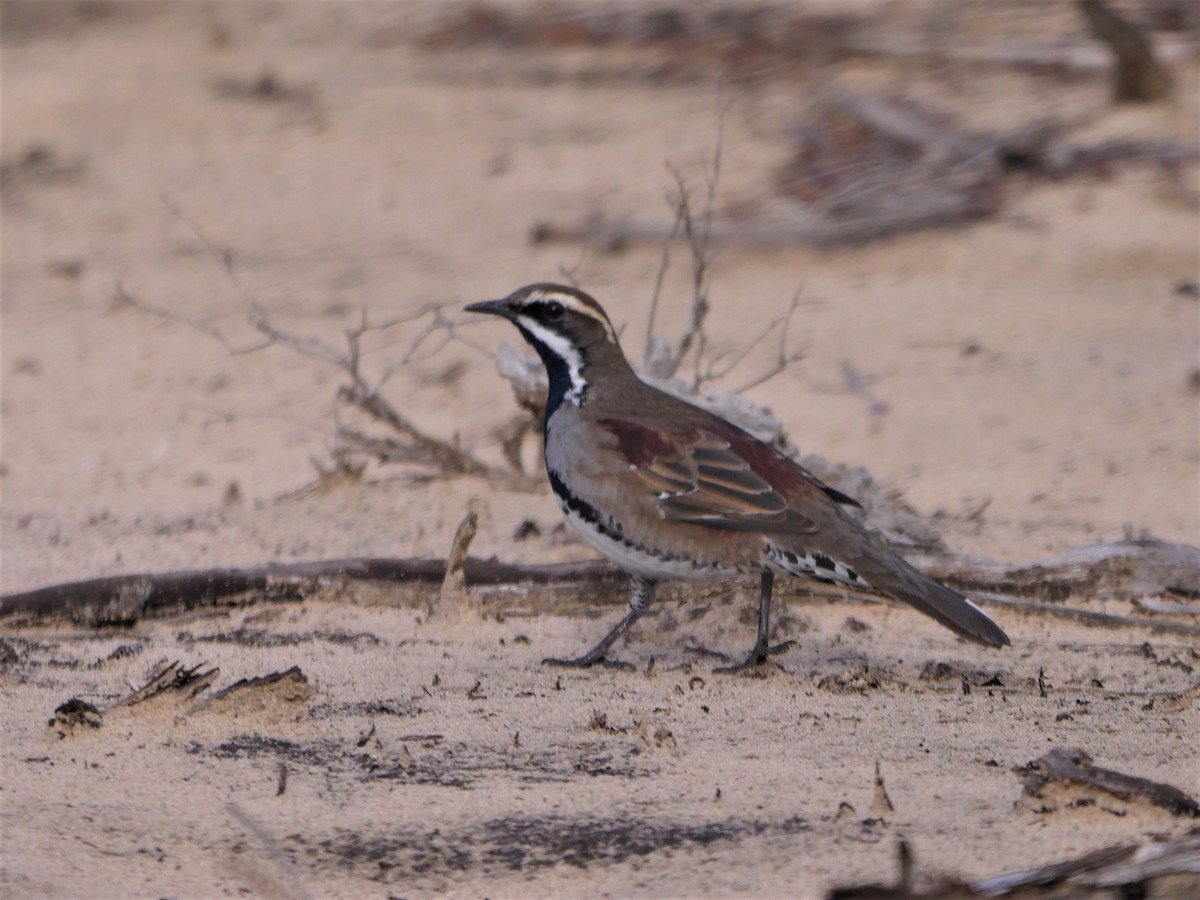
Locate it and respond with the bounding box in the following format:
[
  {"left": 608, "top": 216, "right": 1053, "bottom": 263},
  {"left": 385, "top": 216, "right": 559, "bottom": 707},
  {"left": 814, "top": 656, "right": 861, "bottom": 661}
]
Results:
[
  {"left": 544, "top": 575, "right": 655, "bottom": 670},
  {"left": 716, "top": 572, "right": 797, "bottom": 672}
]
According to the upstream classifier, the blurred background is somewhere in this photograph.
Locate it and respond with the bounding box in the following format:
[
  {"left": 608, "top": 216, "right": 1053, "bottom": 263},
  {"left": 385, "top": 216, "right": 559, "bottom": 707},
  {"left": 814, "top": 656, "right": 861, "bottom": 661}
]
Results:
[{"left": 3, "top": 0, "right": 1198, "bottom": 591}]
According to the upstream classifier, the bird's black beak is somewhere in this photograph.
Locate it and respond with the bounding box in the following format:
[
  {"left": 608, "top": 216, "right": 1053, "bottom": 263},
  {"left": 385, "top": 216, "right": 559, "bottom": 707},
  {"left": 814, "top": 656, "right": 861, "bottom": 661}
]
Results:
[{"left": 464, "top": 299, "right": 515, "bottom": 319}]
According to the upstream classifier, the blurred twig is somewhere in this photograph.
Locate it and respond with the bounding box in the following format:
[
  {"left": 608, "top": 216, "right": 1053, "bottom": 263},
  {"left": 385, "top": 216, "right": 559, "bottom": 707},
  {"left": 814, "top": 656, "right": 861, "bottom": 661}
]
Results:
[
  {"left": 118, "top": 198, "right": 505, "bottom": 481},
  {"left": 1078, "top": 0, "right": 1173, "bottom": 102}
]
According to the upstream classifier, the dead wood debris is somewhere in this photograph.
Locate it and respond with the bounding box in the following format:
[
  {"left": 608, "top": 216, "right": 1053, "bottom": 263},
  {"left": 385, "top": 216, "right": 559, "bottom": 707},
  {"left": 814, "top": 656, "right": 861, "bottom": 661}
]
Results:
[
  {"left": 48, "top": 662, "right": 311, "bottom": 738},
  {"left": 48, "top": 660, "right": 217, "bottom": 737},
  {"left": 1078, "top": 0, "right": 1173, "bottom": 102},
  {"left": 4, "top": 538, "right": 1198, "bottom": 636},
  {"left": 108, "top": 660, "right": 219, "bottom": 711},
  {"left": 415, "top": 2, "right": 861, "bottom": 78},
  {"left": 187, "top": 665, "right": 312, "bottom": 717},
  {"left": 1017, "top": 747, "right": 1200, "bottom": 818},
  {"left": 413, "top": 2, "right": 1191, "bottom": 90},
  {"left": 973, "top": 829, "right": 1200, "bottom": 895},
  {"left": 49, "top": 698, "right": 103, "bottom": 738},
  {"left": 917, "top": 538, "right": 1200, "bottom": 602},
  {"left": 0, "top": 557, "right": 619, "bottom": 625},
  {"left": 531, "top": 89, "right": 1197, "bottom": 249},
  {"left": 828, "top": 828, "right": 1200, "bottom": 898},
  {"left": 415, "top": 2, "right": 1194, "bottom": 248}
]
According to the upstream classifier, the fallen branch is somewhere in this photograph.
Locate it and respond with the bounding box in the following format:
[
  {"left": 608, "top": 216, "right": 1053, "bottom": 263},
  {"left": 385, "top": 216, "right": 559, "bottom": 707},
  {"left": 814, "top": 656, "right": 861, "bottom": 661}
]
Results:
[
  {"left": 974, "top": 829, "right": 1200, "bottom": 895},
  {"left": 0, "top": 557, "right": 620, "bottom": 625},
  {"left": 4, "top": 539, "right": 1198, "bottom": 634},
  {"left": 1017, "top": 746, "right": 1200, "bottom": 817},
  {"left": 832, "top": 826, "right": 1200, "bottom": 898},
  {"left": 964, "top": 591, "right": 1200, "bottom": 638},
  {"left": 915, "top": 538, "right": 1200, "bottom": 601}
]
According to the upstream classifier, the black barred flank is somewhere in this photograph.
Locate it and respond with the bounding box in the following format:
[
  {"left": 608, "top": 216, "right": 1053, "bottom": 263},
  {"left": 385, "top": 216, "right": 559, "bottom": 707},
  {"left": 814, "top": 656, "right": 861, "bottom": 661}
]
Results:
[
  {"left": 547, "top": 469, "right": 728, "bottom": 571},
  {"left": 548, "top": 469, "right": 619, "bottom": 538}
]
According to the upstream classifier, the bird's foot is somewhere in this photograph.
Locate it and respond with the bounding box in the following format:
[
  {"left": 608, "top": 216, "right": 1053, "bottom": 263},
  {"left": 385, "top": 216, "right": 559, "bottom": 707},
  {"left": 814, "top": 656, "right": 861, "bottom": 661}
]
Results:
[
  {"left": 714, "top": 640, "right": 798, "bottom": 674},
  {"left": 542, "top": 654, "right": 635, "bottom": 672}
]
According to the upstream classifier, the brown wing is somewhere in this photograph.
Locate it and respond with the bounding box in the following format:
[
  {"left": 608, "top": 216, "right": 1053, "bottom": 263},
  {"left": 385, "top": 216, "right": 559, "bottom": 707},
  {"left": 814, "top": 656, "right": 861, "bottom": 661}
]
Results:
[{"left": 598, "top": 418, "right": 819, "bottom": 535}]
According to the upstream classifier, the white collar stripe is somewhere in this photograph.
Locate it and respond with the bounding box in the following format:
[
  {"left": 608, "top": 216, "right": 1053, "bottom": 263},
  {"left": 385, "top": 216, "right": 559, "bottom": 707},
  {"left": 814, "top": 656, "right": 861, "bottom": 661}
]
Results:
[{"left": 516, "top": 317, "right": 589, "bottom": 405}]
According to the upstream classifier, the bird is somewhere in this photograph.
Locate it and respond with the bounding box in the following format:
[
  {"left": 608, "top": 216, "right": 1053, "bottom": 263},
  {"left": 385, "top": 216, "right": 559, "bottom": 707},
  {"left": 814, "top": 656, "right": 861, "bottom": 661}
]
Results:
[{"left": 465, "top": 283, "right": 1009, "bottom": 669}]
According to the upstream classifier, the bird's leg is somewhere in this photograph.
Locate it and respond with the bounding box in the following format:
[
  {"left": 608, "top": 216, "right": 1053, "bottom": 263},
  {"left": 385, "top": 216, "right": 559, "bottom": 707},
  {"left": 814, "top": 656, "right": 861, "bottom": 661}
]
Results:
[
  {"left": 716, "top": 572, "right": 797, "bottom": 673},
  {"left": 544, "top": 575, "right": 655, "bottom": 670}
]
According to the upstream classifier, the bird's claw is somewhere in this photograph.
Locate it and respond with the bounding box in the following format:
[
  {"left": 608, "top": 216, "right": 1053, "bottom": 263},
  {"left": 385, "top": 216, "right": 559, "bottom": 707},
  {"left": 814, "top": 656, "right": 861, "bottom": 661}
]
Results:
[{"left": 714, "top": 640, "right": 797, "bottom": 674}]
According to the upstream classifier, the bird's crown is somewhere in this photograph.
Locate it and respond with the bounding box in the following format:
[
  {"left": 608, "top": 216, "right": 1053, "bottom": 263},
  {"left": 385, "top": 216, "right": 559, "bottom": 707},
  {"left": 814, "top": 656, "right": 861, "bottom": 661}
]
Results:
[{"left": 494, "top": 283, "right": 618, "bottom": 345}]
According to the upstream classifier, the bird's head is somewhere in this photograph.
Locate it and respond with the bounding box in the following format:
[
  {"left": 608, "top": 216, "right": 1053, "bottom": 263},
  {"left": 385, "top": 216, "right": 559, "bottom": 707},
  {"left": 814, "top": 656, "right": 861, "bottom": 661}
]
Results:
[{"left": 466, "top": 283, "right": 627, "bottom": 407}]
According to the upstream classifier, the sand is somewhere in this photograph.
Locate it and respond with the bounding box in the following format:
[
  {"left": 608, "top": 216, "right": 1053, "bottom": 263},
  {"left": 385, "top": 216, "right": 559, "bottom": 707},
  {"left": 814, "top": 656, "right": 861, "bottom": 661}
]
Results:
[{"left": 2, "top": 3, "right": 1198, "bottom": 897}]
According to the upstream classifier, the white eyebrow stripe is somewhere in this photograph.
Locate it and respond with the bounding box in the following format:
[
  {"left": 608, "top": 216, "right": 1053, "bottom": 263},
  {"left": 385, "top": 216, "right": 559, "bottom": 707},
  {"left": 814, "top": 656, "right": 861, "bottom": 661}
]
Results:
[{"left": 532, "top": 291, "right": 618, "bottom": 344}]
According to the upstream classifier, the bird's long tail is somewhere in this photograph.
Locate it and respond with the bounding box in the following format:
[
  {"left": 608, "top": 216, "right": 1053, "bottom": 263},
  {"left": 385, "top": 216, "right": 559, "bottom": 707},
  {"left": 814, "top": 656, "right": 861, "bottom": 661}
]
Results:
[{"left": 868, "top": 550, "right": 1010, "bottom": 648}]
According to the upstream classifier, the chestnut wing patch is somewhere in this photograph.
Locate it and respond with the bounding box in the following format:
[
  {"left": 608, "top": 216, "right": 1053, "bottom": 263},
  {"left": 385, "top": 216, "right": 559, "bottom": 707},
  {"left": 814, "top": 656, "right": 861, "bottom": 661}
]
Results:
[{"left": 598, "top": 418, "right": 818, "bottom": 534}]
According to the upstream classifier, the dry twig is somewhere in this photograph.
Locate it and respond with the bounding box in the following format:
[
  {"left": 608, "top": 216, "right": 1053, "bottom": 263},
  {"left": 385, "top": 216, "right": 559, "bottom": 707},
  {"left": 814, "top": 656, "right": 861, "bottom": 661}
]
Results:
[
  {"left": 436, "top": 507, "right": 480, "bottom": 612},
  {"left": 118, "top": 199, "right": 505, "bottom": 480},
  {"left": 1078, "top": 0, "right": 1173, "bottom": 102}
]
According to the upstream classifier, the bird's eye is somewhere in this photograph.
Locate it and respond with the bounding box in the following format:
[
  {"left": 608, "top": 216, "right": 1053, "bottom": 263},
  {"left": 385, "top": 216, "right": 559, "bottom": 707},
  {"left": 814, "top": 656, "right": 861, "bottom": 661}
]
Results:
[{"left": 544, "top": 301, "right": 565, "bottom": 320}]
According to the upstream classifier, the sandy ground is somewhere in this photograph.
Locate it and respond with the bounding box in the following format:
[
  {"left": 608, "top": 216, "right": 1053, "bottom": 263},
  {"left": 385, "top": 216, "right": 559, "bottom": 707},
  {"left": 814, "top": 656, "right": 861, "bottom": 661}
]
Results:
[{"left": 2, "top": 2, "right": 1198, "bottom": 897}]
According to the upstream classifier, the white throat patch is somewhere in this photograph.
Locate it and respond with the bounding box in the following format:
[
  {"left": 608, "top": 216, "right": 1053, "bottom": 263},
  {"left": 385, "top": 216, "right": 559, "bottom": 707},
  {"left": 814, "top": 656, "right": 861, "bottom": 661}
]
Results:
[{"left": 516, "top": 317, "right": 589, "bottom": 405}]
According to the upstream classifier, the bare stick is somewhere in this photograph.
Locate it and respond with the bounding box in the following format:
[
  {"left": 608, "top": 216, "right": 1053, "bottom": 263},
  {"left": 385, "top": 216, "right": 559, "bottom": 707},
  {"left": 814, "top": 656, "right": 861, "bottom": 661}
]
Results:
[
  {"left": 0, "top": 557, "right": 621, "bottom": 624},
  {"left": 642, "top": 187, "right": 686, "bottom": 368},
  {"left": 645, "top": 93, "right": 727, "bottom": 379},
  {"left": 729, "top": 288, "right": 808, "bottom": 394},
  {"left": 1078, "top": 0, "right": 1173, "bottom": 103},
  {"left": 698, "top": 82, "right": 728, "bottom": 256},
  {"left": 668, "top": 163, "right": 711, "bottom": 379},
  {"left": 436, "top": 507, "right": 479, "bottom": 612},
  {"left": 114, "top": 283, "right": 272, "bottom": 357},
  {"left": 162, "top": 195, "right": 350, "bottom": 367},
  {"left": 127, "top": 199, "right": 503, "bottom": 479}
]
